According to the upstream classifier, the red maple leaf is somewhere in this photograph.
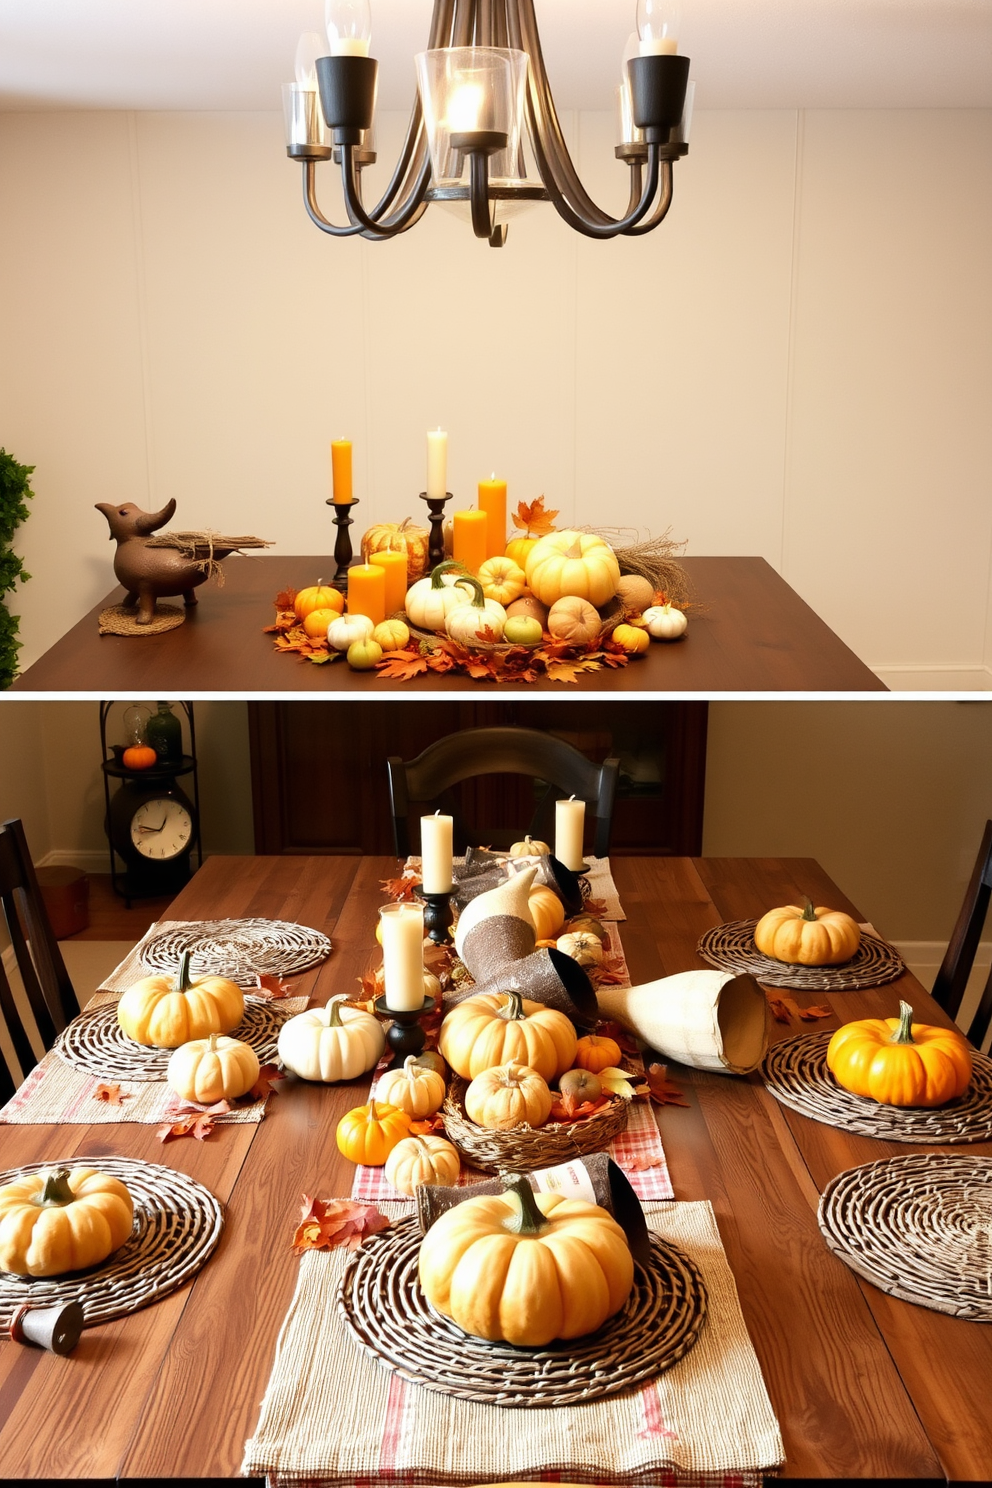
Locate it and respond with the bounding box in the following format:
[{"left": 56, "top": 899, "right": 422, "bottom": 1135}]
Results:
[
  {"left": 93, "top": 1082, "right": 127, "bottom": 1105},
  {"left": 254, "top": 972, "right": 294, "bottom": 998},
  {"left": 248, "top": 1063, "right": 286, "bottom": 1100},
  {"left": 645, "top": 1063, "right": 690, "bottom": 1108},
  {"left": 291, "top": 1196, "right": 390, "bottom": 1254}
]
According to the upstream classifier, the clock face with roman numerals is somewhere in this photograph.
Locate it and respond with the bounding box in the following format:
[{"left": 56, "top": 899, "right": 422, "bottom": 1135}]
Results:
[{"left": 129, "top": 797, "right": 193, "bottom": 861}]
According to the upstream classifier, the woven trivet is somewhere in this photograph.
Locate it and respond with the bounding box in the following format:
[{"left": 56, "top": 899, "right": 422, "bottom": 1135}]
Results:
[
  {"left": 441, "top": 1077, "right": 630, "bottom": 1174},
  {"left": 139, "top": 917, "right": 331, "bottom": 985},
  {"left": 818, "top": 1153, "right": 992, "bottom": 1319},
  {"left": 697, "top": 919, "right": 904, "bottom": 990},
  {"left": 54, "top": 995, "right": 290, "bottom": 1082},
  {"left": 98, "top": 602, "right": 186, "bottom": 636},
  {"left": 338, "top": 1214, "right": 706, "bottom": 1407},
  {"left": 0, "top": 1156, "right": 223, "bottom": 1328},
  {"left": 763, "top": 1033, "right": 992, "bottom": 1144}
]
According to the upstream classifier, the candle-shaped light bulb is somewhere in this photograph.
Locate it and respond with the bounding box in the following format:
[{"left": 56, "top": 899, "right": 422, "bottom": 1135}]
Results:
[
  {"left": 617, "top": 31, "right": 643, "bottom": 145},
  {"left": 326, "top": 0, "right": 372, "bottom": 56},
  {"left": 447, "top": 80, "right": 485, "bottom": 133},
  {"left": 295, "top": 31, "right": 326, "bottom": 88},
  {"left": 636, "top": 0, "right": 680, "bottom": 53}
]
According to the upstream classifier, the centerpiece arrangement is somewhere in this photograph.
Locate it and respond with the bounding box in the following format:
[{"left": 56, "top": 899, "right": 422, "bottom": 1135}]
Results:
[{"left": 267, "top": 431, "right": 692, "bottom": 682}]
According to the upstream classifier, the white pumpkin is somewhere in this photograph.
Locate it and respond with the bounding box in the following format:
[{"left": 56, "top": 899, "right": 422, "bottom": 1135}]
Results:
[
  {"left": 555, "top": 930, "right": 606, "bottom": 968},
  {"left": 327, "top": 612, "right": 375, "bottom": 651},
  {"left": 277, "top": 995, "right": 385, "bottom": 1082},
  {"left": 643, "top": 603, "right": 688, "bottom": 641},
  {"left": 384, "top": 1134, "right": 461, "bottom": 1195},
  {"left": 376, "top": 1054, "right": 446, "bottom": 1118},
  {"left": 445, "top": 578, "right": 507, "bottom": 645},
  {"left": 405, "top": 561, "right": 476, "bottom": 632}
]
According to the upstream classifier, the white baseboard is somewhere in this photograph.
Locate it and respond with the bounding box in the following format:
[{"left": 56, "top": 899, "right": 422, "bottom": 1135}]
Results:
[
  {"left": 872, "top": 665, "right": 992, "bottom": 692},
  {"left": 36, "top": 849, "right": 111, "bottom": 873}
]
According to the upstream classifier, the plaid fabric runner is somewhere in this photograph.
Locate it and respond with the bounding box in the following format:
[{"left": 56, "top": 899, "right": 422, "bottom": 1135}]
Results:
[
  {"left": 351, "top": 922, "right": 673, "bottom": 1203},
  {"left": 242, "top": 1200, "right": 784, "bottom": 1485}
]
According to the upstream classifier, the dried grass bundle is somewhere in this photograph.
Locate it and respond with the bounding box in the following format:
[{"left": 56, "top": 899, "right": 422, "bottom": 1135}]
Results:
[
  {"left": 579, "top": 526, "right": 693, "bottom": 608},
  {"left": 147, "top": 530, "right": 273, "bottom": 582}
]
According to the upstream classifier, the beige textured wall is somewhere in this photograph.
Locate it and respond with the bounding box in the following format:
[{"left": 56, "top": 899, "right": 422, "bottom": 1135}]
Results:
[{"left": 0, "top": 108, "right": 990, "bottom": 686}]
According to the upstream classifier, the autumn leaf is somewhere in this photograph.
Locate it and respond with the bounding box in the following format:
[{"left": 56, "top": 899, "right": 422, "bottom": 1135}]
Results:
[
  {"left": 548, "top": 1093, "right": 611, "bottom": 1124},
  {"left": 275, "top": 588, "right": 298, "bottom": 610},
  {"left": 626, "top": 1156, "right": 667, "bottom": 1171},
  {"left": 381, "top": 872, "right": 422, "bottom": 901},
  {"left": 376, "top": 648, "right": 431, "bottom": 681},
  {"left": 291, "top": 1196, "right": 390, "bottom": 1254},
  {"left": 254, "top": 972, "right": 294, "bottom": 998},
  {"left": 307, "top": 649, "right": 335, "bottom": 665},
  {"left": 511, "top": 496, "right": 558, "bottom": 536},
  {"left": 583, "top": 898, "right": 608, "bottom": 916},
  {"left": 597, "top": 1067, "right": 639, "bottom": 1100},
  {"left": 591, "top": 956, "right": 628, "bottom": 987},
  {"left": 157, "top": 1112, "right": 217, "bottom": 1143},
  {"left": 408, "top": 1113, "right": 446, "bottom": 1135},
  {"left": 797, "top": 1004, "right": 833, "bottom": 1021},
  {"left": 543, "top": 655, "right": 604, "bottom": 684},
  {"left": 768, "top": 997, "right": 793, "bottom": 1024},
  {"left": 248, "top": 1063, "right": 287, "bottom": 1100},
  {"left": 646, "top": 1063, "right": 690, "bottom": 1108},
  {"left": 93, "top": 1082, "right": 127, "bottom": 1106}
]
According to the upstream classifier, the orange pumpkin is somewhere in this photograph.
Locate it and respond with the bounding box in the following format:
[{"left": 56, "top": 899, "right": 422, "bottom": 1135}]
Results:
[
  {"left": 122, "top": 744, "right": 157, "bottom": 771},
  {"left": 336, "top": 1099, "right": 412, "bottom": 1166},
  {"left": 827, "top": 1002, "right": 972, "bottom": 1107},
  {"left": 505, "top": 534, "right": 541, "bottom": 571},
  {"left": 302, "top": 607, "right": 343, "bottom": 640},
  {"left": 528, "top": 884, "right": 566, "bottom": 941},
  {"left": 755, "top": 901, "right": 861, "bottom": 966},
  {"left": 294, "top": 581, "right": 342, "bottom": 622},
  {"left": 574, "top": 1034, "right": 622, "bottom": 1073},
  {"left": 361, "top": 519, "right": 430, "bottom": 585},
  {"left": 438, "top": 991, "right": 577, "bottom": 1083},
  {"left": 612, "top": 623, "right": 650, "bottom": 655}
]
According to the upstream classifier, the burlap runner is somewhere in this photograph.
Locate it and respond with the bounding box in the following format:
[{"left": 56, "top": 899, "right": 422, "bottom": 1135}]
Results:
[
  {"left": 242, "top": 1200, "right": 784, "bottom": 1485},
  {"left": 0, "top": 992, "right": 308, "bottom": 1125}
]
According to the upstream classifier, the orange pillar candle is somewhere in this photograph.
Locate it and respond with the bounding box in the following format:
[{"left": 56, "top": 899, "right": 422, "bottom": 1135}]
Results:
[
  {"left": 374, "top": 549, "right": 408, "bottom": 615},
  {"left": 478, "top": 477, "right": 507, "bottom": 559},
  {"left": 331, "top": 439, "right": 353, "bottom": 502},
  {"left": 452, "top": 510, "right": 488, "bottom": 574},
  {"left": 347, "top": 563, "right": 386, "bottom": 625}
]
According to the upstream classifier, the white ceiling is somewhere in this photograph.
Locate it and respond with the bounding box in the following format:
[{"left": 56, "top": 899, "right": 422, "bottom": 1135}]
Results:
[{"left": 0, "top": 0, "right": 990, "bottom": 112}]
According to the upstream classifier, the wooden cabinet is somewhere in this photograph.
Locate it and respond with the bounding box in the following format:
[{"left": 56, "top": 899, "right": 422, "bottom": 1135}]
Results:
[{"left": 249, "top": 702, "right": 707, "bottom": 858}]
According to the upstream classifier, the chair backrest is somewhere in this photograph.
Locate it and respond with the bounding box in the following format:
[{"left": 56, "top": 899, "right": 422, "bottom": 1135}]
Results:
[
  {"left": 931, "top": 820, "right": 992, "bottom": 1032},
  {"left": 0, "top": 819, "right": 78, "bottom": 1087},
  {"left": 387, "top": 727, "right": 619, "bottom": 859}
]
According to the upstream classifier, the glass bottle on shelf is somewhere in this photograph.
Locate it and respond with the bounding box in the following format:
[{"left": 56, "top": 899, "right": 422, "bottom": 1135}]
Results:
[{"left": 146, "top": 701, "right": 183, "bottom": 764}]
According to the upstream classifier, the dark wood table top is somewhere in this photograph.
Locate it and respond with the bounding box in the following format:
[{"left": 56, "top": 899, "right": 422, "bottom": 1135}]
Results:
[
  {"left": 12, "top": 555, "right": 886, "bottom": 693},
  {"left": 2, "top": 853, "right": 976, "bottom": 1484}
]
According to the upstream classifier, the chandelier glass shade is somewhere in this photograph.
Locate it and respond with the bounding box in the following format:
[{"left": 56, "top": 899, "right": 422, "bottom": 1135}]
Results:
[{"left": 285, "top": 0, "right": 692, "bottom": 247}]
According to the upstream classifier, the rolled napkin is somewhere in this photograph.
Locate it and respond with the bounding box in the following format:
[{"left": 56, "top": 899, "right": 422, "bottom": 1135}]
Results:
[
  {"left": 445, "top": 946, "right": 599, "bottom": 1030},
  {"left": 597, "top": 969, "right": 768, "bottom": 1074},
  {"left": 415, "top": 1153, "right": 651, "bottom": 1266}
]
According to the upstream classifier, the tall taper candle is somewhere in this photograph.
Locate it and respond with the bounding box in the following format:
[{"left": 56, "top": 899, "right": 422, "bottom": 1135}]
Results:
[
  {"left": 555, "top": 795, "right": 586, "bottom": 871},
  {"left": 421, "top": 811, "right": 454, "bottom": 893}
]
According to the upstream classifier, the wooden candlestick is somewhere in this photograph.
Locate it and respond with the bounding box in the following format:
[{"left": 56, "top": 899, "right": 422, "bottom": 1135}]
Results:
[{"left": 327, "top": 498, "right": 358, "bottom": 592}]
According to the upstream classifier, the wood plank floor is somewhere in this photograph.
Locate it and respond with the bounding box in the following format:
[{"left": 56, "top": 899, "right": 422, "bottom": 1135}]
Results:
[{"left": 62, "top": 874, "right": 175, "bottom": 941}]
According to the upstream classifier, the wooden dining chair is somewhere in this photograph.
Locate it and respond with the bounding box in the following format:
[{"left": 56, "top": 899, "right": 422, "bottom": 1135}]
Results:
[
  {"left": 0, "top": 818, "right": 79, "bottom": 1092},
  {"left": 931, "top": 819, "right": 992, "bottom": 1046},
  {"left": 387, "top": 727, "right": 619, "bottom": 858}
]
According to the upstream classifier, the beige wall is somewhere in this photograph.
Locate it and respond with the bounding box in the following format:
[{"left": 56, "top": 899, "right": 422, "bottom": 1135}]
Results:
[
  {"left": 2, "top": 698, "right": 990, "bottom": 947},
  {"left": 1, "top": 108, "right": 990, "bottom": 686}
]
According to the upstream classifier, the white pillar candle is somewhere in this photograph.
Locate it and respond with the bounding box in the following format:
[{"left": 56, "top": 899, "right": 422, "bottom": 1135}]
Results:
[
  {"left": 555, "top": 796, "right": 586, "bottom": 871},
  {"left": 426, "top": 428, "right": 448, "bottom": 499},
  {"left": 421, "top": 811, "right": 454, "bottom": 894},
  {"left": 379, "top": 902, "right": 425, "bottom": 1011}
]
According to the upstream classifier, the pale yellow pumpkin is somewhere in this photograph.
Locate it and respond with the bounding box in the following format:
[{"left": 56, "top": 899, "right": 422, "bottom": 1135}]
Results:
[
  {"left": 754, "top": 901, "right": 861, "bottom": 966},
  {"left": 478, "top": 555, "right": 527, "bottom": 606},
  {"left": 418, "top": 1178, "right": 634, "bottom": 1346},
  {"left": 612, "top": 623, "right": 650, "bottom": 655},
  {"left": 439, "top": 990, "right": 576, "bottom": 1082},
  {"left": 547, "top": 596, "right": 602, "bottom": 645},
  {"left": 0, "top": 1166, "right": 134, "bottom": 1278},
  {"left": 464, "top": 1062, "right": 553, "bottom": 1130},
  {"left": 167, "top": 1032, "right": 260, "bottom": 1104},
  {"left": 117, "top": 953, "right": 244, "bottom": 1049},
  {"left": 373, "top": 618, "right": 410, "bottom": 651},
  {"left": 556, "top": 930, "right": 606, "bottom": 967},
  {"left": 529, "top": 884, "right": 567, "bottom": 941},
  {"left": 277, "top": 995, "right": 385, "bottom": 1082},
  {"left": 385, "top": 1134, "right": 461, "bottom": 1195},
  {"left": 509, "top": 836, "right": 550, "bottom": 857},
  {"left": 376, "top": 1054, "right": 446, "bottom": 1118},
  {"left": 525, "top": 531, "right": 620, "bottom": 608}
]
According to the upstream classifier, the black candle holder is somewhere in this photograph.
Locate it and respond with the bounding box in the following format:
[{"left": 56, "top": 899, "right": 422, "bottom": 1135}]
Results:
[
  {"left": 374, "top": 994, "right": 430, "bottom": 1068},
  {"left": 419, "top": 490, "right": 453, "bottom": 573},
  {"left": 420, "top": 890, "right": 454, "bottom": 946},
  {"left": 327, "top": 497, "right": 358, "bottom": 592}
]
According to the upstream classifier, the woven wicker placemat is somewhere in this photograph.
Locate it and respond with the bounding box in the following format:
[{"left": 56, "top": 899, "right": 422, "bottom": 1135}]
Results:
[
  {"left": 697, "top": 919, "right": 904, "bottom": 990},
  {"left": 54, "top": 995, "right": 291, "bottom": 1082},
  {"left": 818, "top": 1153, "right": 992, "bottom": 1319},
  {"left": 441, "top": 1077, "right": 629, "bottom": 1175},
  {"left": 98, "top": 602, "right": 186, "bottom": 636},
  {"left": 0, "top": 1156, "right": 223, "bottom": 1328},
  {"left": 338, "top": 1214, "right": 706, "bottom": 1407},
  {"left": 763, "top": 1032, "right": 992, "bottom": 1144},
  {"left": 139, "top": 917, "right": 331, "bottom": 985}
]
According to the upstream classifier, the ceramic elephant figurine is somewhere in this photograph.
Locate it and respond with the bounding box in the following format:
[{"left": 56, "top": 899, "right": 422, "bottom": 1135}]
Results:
[{"left": 95, "top": 499, "right": 240, "bottom": 624}]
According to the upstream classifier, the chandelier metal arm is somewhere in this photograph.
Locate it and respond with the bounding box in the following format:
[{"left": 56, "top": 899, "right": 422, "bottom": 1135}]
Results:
[
  {"left": 623, "top": 159, "right": 674, "bottom": 235},
  {"left": 339, "top": 146, "right": 433, "bottom": 237},
  {"left": 302, "top": 160, "right": 368, "bottom": 237}
]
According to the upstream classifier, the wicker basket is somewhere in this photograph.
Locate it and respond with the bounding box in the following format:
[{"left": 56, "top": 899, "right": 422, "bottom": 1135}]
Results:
[{"left": 441, "top": 1077, "right": 628, "bottom": 1174}]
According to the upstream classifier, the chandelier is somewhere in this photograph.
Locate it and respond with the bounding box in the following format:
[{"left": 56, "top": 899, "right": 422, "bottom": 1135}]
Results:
[{"left": 283, "top": 0, "right": 693, "bottom": 247}]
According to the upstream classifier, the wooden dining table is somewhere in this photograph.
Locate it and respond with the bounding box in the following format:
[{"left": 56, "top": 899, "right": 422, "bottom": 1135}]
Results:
[{"left": 1, "top": 852, "right": 986, "bottom": 1485}]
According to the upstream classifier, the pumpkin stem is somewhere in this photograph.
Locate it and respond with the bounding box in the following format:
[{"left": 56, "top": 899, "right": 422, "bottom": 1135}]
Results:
[
  {"left": 502, "top": 1175, "right": 548, "bottom": 1237},
  {"left": 565, "top": 539, "right": 583, "bottom": 559},
  {"left": 453, "top": 574, "right": 486, "bottom": 609},
  {"left": 430, "top": 559, "right": 470, "bottom": 591},
  {"left": 801, "top": 899, "right": 818, "bottom": 922},
  {"left": 890, "top": 1001, "right": 917, "bottom": 1045},
  {"left": 402, "top": 1055, "right": 421, "bottom": 1081},
  {"left": 177, "top": 949, "right": 194, "bottom": 993},
  {"left": 34, "top": 1167, "right": 75, "bottom": 1208},
  {"left": 326, "top": 996, "right": 346, "bottom": 1028},
  {"left": 496, "top": 990, "right": 526, "bottom": 1023}
]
